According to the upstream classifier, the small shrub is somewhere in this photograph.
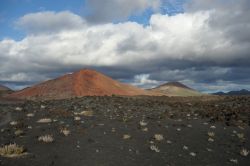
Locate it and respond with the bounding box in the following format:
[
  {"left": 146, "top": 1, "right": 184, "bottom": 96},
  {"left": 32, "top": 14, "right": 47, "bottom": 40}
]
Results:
[
  {"left": 60, "top": 128, "right": 70, "bottom": 136},
  {"left": 237, "top": 133, "right": 244, "bottom": 139},
  {"left": 79, "top": 110, "right": 94, "bottom": 117},
  {"left": 10, "top": 121, "right": 18, "bottom": 126},
  {"left": 26, "top": 113, "right": 34, "bottom": 117},
  {"left": 154, "top": 134, "right": 164, "bottom": 141},
  {"left": 74, "top": 116, "right": 81, "bottom": 121},
  {"left": 240, "top": 148, "right": 249, "bottom": 157},
  {"left": 0, "top": 143, "right": 26, "bottom": 157},
  {"left": 37, "top": 118, "right": 52, "bottom": 123},
  {"left": 139, "top": 120, "right": 147, "bottom": 127},
  {"left": 14, "top": 130, "right": 24, "bottom": 136},
  {"left": 150, "top": 145, "right": 160, "bottom": 152},
  {"left": 207, "top": 132, "right": 215, "bottom": 137},
  {"left": 123, "top": 134, "right": 131, "bottom": 139},
  {"left": 38, "top": 135, "right": 54, "bottom": 143},
  {"left": 15, "top": 107, "right": 23, "bottom": 111}
]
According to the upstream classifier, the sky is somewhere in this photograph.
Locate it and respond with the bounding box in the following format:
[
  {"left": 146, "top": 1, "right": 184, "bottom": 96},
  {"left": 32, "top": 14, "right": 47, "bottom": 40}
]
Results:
[{"left": 0, "top": 0, "right": 250, "bottom": 93}]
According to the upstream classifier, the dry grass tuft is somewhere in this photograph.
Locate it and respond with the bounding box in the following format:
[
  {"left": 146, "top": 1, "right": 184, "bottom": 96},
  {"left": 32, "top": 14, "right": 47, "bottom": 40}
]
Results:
[
  {"left": 0, "top": 143, "right": 26, "bottom": 158},
  {"left": 207, "top": 132, "right": 215, "bottom": 137},
  {"left": 10, "top": 121, "right": 18, "bottom": 126},
  {"left": 60, "top": 128, "right": 70, "bottom": 136},
  {"left": 14, "top": 130, "right": 24, "bottom": 136},
  {"left": 79, "top": 110, "right": 94, "bottom": 117},
  {"left": 123, "top": 134, "right": 131, "bottom": 139},
  {"left": 74, "top": 116, "right": 81, "bottom": 121},
  {"left": 154, "top": 134, "right": 164, "bottom": 141},
  {"left": 237, "top": 133, "right": 244, "bottom": 139},
  {"left": 37, "top": 118, "right": 52, "bottom": 123},
  {"left": 38, "top": 135, "right": 54, "bottom": 143},
  {"left": 150, "top": 145, "right": 160, "bottom": 152},
  {"left": 15, "top": 107, "right": 23, "bottom": 111},
  {"left": 139, "top": 120, "right": 148, "bottom": 127},
  {"left": 26, "top": 113, "right": 34, "bottom": 117},
  {"left": 240, "top": 148, "right": 249, "bottom": 157}
]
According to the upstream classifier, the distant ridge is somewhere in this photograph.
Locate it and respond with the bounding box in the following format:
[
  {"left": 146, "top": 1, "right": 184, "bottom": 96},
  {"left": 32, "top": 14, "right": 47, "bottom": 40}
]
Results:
[
  {"left": 8, "top": 69, "right": 160, "bottom": 100},
  {"left": 149, "top": 81, "right": 204, "bottom": 96},
  {"left": 0, "top": 84, "right": 11, "bottom": 91},
  {"left": 156, "top": 82, "right": 193, "bottom": 90},
  {"left": 213, "top": 89, "right": 250, "bottom": 95},
  {"left": 0, "top": 84, "right": 12, "bottom": 96}
]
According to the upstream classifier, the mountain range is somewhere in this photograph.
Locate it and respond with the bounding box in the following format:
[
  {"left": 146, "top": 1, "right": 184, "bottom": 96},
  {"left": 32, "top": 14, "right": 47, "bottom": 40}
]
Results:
[
  {"left": 213, "top": 89, "right": 250, "bottom": 95},
  {"left": 4, "top": 69, "right": 250, "bottom": 100}
]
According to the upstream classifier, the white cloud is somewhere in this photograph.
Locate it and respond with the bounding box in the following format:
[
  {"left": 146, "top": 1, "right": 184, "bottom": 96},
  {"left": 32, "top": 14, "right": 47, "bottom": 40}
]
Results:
[
  {"left": 133, "top": 74, "right": 161, "bottom": 88},
  {"left": 16, "top": 11, "right": 86, "bottom": 34}
]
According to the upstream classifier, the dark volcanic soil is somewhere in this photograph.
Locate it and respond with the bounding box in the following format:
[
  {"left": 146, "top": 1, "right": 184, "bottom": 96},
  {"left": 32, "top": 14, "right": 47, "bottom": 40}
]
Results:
[{"left": 0, "top": 96, "right": 249, "bottom": 166}]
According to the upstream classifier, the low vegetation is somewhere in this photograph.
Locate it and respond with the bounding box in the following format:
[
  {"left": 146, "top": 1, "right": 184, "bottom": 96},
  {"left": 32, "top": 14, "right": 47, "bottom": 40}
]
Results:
[
  {"left": 0, "top": 143, "right": 26, "bottom": 158},
  {"left": 38, "top": 135, "right": 54, "bottom": 143},
  {"left": 37, "top": 118, "right": 52, "bottom": 123}
]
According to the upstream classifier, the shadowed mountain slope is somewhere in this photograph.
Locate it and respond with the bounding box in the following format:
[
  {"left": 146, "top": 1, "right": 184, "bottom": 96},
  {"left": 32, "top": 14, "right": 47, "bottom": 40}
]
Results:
[{"left": 0, "top": 85, "right": 12, "bottom": 96}]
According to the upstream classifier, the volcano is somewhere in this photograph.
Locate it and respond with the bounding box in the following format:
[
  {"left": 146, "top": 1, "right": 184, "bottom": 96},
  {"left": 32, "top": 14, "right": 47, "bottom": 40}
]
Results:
[
  {"left": 8, "top": 69, "right": 159, "bottom": 100},
  {"left": 149, "top": 82, "right": 204, "bottom": 96}
]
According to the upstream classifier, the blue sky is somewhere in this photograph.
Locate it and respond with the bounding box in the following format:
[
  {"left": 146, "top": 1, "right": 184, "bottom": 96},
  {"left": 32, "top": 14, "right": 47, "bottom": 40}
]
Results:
[
  {"left": 0, "top": 0, "right": 84, "bottom": 40},
  {"left": 0, "top": 0, "right": 250, "bottom": 93}
]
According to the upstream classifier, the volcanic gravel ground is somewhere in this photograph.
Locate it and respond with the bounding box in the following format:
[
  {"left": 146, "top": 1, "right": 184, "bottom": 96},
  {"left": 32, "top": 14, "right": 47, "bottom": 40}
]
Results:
[{"left": 0, "top": 96, "right": 249, "bottom": 166}]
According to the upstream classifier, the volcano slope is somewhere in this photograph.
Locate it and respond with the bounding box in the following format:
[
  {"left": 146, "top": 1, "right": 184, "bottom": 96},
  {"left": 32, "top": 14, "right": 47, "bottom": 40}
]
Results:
[
  {"left": 8, "top": 69, "right": 159, "bottom": 100},
  {"left": 0, "top": 95, "right": 249, "bottom": 166},
  {"left": 149, "top": 82, "right": 204, "bottom": 96},
  {"left": 0, "top": 85, "right": 12, "bottom": 97}
]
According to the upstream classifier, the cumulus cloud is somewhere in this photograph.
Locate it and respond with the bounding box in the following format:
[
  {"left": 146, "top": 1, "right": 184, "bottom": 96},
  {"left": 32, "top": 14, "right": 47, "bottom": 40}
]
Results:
[
  {"left": 1, "top": 0, "right": 250, "bottom": 92},
  {"left": 84, "top": 0, "right": 161, "bottom": 23},
  {"left": 16, "top": 11, "right": 86, "bottom": 34},
  {"left": 132, "top": 74, "right": 162, "bottom": 88}
]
